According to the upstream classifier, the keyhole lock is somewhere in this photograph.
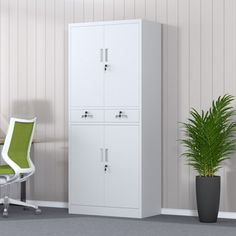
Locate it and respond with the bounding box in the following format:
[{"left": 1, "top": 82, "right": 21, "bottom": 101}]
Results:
[
  {"left": 81, "top": 111, "right": 93, "bottom": 119},
  {"left": 104, "top": 164, "right": 108, "bottom": 172},
  {"left": 104, "top": 64, "right": 109, "bottom": 71}
]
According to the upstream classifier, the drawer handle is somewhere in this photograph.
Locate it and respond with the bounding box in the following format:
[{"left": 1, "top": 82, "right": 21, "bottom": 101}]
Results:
[
  {"left": 115, "top": 111, "right": 128, "bottom": 119},
  {"left": 81, "top": 111, "right": 93, "bottom": 118}
]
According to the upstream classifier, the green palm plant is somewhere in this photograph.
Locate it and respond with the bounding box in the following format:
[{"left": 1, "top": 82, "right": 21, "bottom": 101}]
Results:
[{"left": 181, "top": 94, "right": 236, "bottom": 177}]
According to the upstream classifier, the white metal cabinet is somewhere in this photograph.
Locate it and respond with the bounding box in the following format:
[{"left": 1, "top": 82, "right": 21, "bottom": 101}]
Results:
[{"left": 69, "top": 19, "right": 162, "bottom": 218}]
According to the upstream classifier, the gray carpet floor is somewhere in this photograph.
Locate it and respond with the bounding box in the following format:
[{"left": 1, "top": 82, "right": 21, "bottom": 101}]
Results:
[{"left": 0, "top": 206, "right": 235, "bottom": 236}]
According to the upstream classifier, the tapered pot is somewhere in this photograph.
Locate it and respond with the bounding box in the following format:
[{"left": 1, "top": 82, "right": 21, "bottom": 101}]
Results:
[{"left": 196, "top": 176, "right": 220, "bottom": 223}]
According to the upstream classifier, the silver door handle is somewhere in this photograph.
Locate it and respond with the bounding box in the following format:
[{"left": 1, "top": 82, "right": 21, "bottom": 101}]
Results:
[
  {"left": 105, "top": 48, "right": 108, "bottom": 62},
  {"left": 100, "top": 49, "right": 103, "bottom": 62},
  {"left": 105, "top": 148, "right": 108, "bottom": 162},
  {"left": 100, "top": 148, "right": 104, "bottom": 162}
]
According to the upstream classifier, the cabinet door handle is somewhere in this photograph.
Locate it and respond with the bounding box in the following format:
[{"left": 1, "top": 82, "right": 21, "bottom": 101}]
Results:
[
  {"left": 105, "top": 148, "right": 108, "bottom": 162},
  {"left": 100, "top": 49, "right": 103, "bottom": 62},
  {"left": 105, "top": 48, "right": 108, "bottom": 62},
  {"left": 100, "top": 148, "right": 104, "bottom": 162}
]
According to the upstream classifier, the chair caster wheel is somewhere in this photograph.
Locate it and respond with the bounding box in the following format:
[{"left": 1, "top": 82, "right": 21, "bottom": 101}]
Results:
[
  {"left": 35, "top": 208, "right": 42, "bottom": 215},
  {"left": 3, "top": 209, "right": 8, "bottom": 218}
]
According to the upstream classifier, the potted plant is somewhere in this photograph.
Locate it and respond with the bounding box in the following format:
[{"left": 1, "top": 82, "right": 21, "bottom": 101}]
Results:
[{"left": 181, "top": 94, "right": 236, "bottom": 223}]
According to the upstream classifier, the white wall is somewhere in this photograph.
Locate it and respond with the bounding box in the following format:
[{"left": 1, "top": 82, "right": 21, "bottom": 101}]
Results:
[{"left": 0, "top": 0, "right": 236, "bottom": 212}]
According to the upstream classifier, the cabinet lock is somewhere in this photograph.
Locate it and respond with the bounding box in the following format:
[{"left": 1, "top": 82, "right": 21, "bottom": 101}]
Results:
[
  {"left": 81, "top": 111, "right": 93, "bottom": 118},
  {"left": 115, "top": 111, "right": 128, "bottom": 118}
]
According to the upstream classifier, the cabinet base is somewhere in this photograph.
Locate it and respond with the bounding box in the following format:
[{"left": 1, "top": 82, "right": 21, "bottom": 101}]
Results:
[{"left": 69, "top": 204, "right": 145, "bottom": 218}]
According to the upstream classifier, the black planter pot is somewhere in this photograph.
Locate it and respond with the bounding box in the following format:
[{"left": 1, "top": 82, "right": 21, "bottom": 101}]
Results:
[{"left": 196, "top": 176, "right": 220, "bottom": 223}]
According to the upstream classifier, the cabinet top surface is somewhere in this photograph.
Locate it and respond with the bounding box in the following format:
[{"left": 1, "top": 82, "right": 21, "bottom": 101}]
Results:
[{"left": 69, "top": 19, "right": 161, "bottom": 28}]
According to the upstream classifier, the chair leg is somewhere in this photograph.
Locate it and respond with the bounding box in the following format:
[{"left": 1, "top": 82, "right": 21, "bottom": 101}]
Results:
[
  {"left": 8, "top": 198, "right": 42, "bottom": 214},
  {"left": 3, "top": 196, "right": 9, "bottom": 217},
  {"left": 0, "top": 197, "right": 42, "bottom": 216},
  {"left": 9, "top": 198, "right": 37, "bottom": 209}
]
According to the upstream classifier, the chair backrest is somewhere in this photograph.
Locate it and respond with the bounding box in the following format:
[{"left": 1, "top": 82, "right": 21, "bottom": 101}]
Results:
[{"left": 2, "top": 118, "right": 36, "bottom": 171}]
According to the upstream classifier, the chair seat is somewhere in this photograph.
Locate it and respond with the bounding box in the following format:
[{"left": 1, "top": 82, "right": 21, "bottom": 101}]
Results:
[{"left": 0, "top": 165, "right": 14, "bottom": 175}]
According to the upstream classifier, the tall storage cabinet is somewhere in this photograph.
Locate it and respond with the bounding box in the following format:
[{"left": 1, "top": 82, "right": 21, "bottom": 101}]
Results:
[{"left": 68, "top": 19, "right": 162, "bottom": 218}]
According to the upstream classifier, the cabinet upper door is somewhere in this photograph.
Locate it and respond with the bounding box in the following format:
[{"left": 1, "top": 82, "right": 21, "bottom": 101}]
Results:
[
  {"left": 104, "top": 126, "right": 139, "bottom": 208},
  {"left": 104, "top": 23, "right": 140, "bottom": 107},
  {"left": 69, "top": 26, "right": 104, "bottom": 108},
  {"left": 69, "top": 125, "right": 105, "bottom": 206}
]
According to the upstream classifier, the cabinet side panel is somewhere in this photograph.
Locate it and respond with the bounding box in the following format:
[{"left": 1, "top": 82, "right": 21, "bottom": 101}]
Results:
[{"left": 141, "top": 21, "right": 162, "bottom": 217}]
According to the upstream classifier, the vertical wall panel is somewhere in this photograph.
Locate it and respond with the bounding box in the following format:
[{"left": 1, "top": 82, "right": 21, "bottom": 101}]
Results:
[
  {"left": 146, "top": 0, "right": 156, "bottom": 21},
  {"left": 224, "top": 0, "right": 236, "bottom": 212},
  {"left": 189, "top": 0, "right": 201, "bottom": 209},
  {"left": 200, "top": 0, "right": 212, "bottom": 110},
  {"left": 27, "top": 0, "right": 37, "bottom": 200},
  {"left": 84, "top": 0, "right": 94, "bottom": 22},
  {"left": 0, "top": 0, "right": 10, "bottom": 135},
  {"left": 212, "top": 0, "right": 226, "bottom": 211},
  {"left": 45, "top": 0, "right": 55, "bottom": 200},
  {"left": 103, "top": 0, "right": 114, "bottom": 20},
  {"left": 64, "top": 0, "right": 74, "bottom": 201},
  {"left": 212, "top": 0, "right": 224, "bottom": 99},
  {"left": 9, "top": 0, "right": 17, "bottom": 121},
  {"left": 178, "top": 0, "right": 190, "bottom": 209},
  {"left": 94, "top": 0, "right": 103, "bottom": 21},
  {"left": 18, "top": 0, "right": 28, "bottom": 104},
  {"left": 114, "top": 0, "right": 125, "bottom": 20},
  {"left": 14, "top": 0, "right": 28, "bottom": 199},
  {"left": 135, "top": 0, "right": 146, "bottom": 18},
  {"left": 8, "top": 0, "right": 18, "bottom": 199},
  {"left": 74, "top": 0, "right": 84, "bottom": 22},
  {"left": 124, "top": 0, "right": 135, "bottom": 19},
  {"left": 34, "top": 0, "right": 46, "bottom": 200},
  {"left": 166, "top": 0, "right": 178, "bottom": 208},
  {"left": 225, "top": 0, "right": 236, "bottom": 97},
  {"left": 55, "top": 0, "right": 66, "bottom": 201},
  {"left": 156, "top": 0, "right": 168, "bottom": 208},
  {"left": 156, "top": 0, "right": 167, "bottom": 24}
]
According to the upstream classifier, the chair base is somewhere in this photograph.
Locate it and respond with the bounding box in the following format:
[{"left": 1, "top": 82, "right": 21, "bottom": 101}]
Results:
[{"left": 0, "top": 196, "right": 41, "bottom": 217}]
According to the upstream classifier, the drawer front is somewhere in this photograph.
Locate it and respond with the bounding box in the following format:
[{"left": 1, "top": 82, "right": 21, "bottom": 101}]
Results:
[
  {"left": 105, "top": 110, "right": 139, "bottom": 123},
  {"left": 70, "top": 110, "right": 103, "bottom": 123}
]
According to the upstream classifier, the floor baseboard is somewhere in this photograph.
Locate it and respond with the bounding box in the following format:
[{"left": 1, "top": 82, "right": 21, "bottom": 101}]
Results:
[
  {"left": 161, "top": 208, "right": 236, "bottom": 219},
  {"left": 24, "top": 202, "right": 236, "bottom": 220},
  {"left": 26, "top": 200, "right": 68, "bottom": 208}
]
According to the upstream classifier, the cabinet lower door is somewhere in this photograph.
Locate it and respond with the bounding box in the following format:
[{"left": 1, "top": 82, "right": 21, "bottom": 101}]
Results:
[
  {"left": 69, "top": 125, "right": 104, "bottom": 206},
  {"left": 104, "top": 126, "right": 139, "bottom": 208}
]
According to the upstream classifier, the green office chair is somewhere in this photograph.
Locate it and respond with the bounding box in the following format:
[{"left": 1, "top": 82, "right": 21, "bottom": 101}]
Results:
[{"left": 0, "top": 118, "right": 41, "bottom": 217}]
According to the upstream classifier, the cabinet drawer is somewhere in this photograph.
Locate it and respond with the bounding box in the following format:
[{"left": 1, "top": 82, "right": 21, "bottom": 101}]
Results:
[
  {"left": 105, "top": 110, "right": 139, "bottom": 123},
  {"left": 70, "top": 110, "right": 103, "bottom": 123}
]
